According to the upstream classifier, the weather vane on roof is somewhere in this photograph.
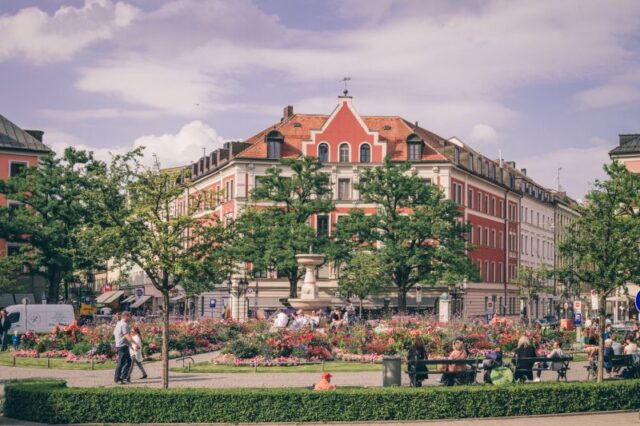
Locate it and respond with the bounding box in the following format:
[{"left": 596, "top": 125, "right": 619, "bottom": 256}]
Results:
[{"left": 340, "top": 77, "right": 351, "bottom": 96}]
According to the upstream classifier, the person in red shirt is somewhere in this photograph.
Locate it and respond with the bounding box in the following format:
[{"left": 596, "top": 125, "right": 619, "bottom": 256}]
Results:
[{"left": 314, "top": 372, "right": 336, "bottom": 390}]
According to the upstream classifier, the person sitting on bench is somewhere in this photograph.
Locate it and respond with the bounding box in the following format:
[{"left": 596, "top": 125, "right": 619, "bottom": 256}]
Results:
[{"left": 514, "top": 336, "right": 536, "bottom": 382}]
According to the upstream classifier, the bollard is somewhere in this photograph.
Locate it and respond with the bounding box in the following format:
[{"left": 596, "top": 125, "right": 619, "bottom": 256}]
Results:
[
  {"left": 382, "top": 355, "right": 402, "bottom": 387},
  {"left": 47, "top": 357, "right": 51, "bottom": 369},
  {"left": 13, "top": 356, "right": 16, "bottom": 366},
  {"left": 91, "top": 359, "right": 95, "bottom": 370}
]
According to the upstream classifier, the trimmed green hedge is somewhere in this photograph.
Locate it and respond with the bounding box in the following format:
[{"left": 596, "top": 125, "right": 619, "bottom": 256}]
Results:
[{"left": 5, "top": 379, "right": 640, "bottom": 424}]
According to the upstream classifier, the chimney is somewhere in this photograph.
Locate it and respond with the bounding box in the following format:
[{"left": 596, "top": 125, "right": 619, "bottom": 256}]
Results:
[
  {"left": 25, "top": 130, "right": 44, "bottom": 142},
  {"left": 520, "top": 168, "right": 527, "bottom": 176},
  {"left": 619, "top": 134, "right": 640, "bottom": 146},
  {"left": 283, "top": 105, "right": 294, "bottom": 120}
]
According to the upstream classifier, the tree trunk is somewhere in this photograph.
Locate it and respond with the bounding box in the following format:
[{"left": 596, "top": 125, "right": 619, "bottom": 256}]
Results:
[
  {"left": 397, "top": 288, "right": 407, "bottom": 313},
  {"left": 289, "top": 270, "right": 298, "bottom": 299},
  {"left": 596, "top": 295, "right": 606, "bottom": 383},
  {"left": 162, "top": 292, "right": 170, "bottom": 389},
  {"left": 47, "top": 269, "right": 61, "bottom": 304}
]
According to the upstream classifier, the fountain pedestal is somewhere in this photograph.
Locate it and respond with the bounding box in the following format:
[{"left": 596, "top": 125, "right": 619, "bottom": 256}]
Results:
[{"left": 287, "top": 254, "right": 332, "bottom": 313}]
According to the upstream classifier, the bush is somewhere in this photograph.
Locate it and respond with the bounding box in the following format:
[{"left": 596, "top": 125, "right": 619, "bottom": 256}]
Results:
[
  {"left": 71, "top": 342, "right": 92, "bottom": 357},
  {"left": 5, "top": 379, "right": 640, "bottom": 424}
]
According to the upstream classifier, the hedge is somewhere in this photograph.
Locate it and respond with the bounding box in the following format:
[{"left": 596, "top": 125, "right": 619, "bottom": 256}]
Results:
[{"left": 4, "top": 379, "right": 640, "bottom": 424}]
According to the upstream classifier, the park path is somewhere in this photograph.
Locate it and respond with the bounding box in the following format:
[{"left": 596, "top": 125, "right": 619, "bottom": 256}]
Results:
[
  {"left": 0, "top": 411, "right": 638, "bottom": 426},
  {"left": 0, "top": 354, "right": 591, "bottom": 391}
]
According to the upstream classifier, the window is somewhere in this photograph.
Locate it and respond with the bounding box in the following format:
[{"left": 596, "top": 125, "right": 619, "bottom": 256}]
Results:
[
  {"left": 10, "top": 162, "right": 27, "bottom": 177},
  {"left": 453, "top": 147, "right": 460, "bottom": 163},
  {"left": 484, "top": 261, "right": 489, "bottom": 281},
  {"left": 318, "top": 143, "right": 329, "bottom": 162},
  {"left": 255, "top": 176, "right": 266, "bottom": 189},
  {"left": 467, "top": 189, "right": 473, "bottom": 208},
  {"left": 266, "top": 130, "right": 283, "bottom": 159},
  {"left": 477, "top": 226, "right": 482, "bottom": 245},
  {"left": 491, "top": 229, "right": 496, "bottom": 248},
  {"left": 422, "top": 178, "right": 432, "bottom": 186},
  {"left": 339, "top": 143, "right": 350, "bottom": 162},
  {"left": 499, "top": 200, "right": 503, "bottom": 218},
  {"left": 338, "top": 178, "right": 351, "bottom": 200},
  {"left": 468, "top": 153, "right": 474, "bottom": 171},
  {"left": 477, "top": 192, "right": 482, "bottom": 211},
  {"left": 498, "top": 262, "right": 503, "bottom": 282},
  {"left": 407, "top": 134, "right": 423, "bottom": 161},
  {"left": 484, "top": 195, "right": 489, "bottom": 213},
  {"left": 317, "top": 215, "right": 329, "bottom": 236},
  {"left": 359, "top": 144, "right": 371, "bottom": 163},
  {"left": 498, "top": 231, "right": 503, "bottom": 250},
  {"left": 491, "top": 197, "right": 496, "bottom": 215},
  {"left": 485, "top": 228, "right": 489, "bottom": 247}
]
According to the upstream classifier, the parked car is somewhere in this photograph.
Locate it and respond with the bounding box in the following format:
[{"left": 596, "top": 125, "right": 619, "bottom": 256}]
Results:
[
  {"left": 611, "top": 321, "right": 636, "bottom": 333},
  {"left": 536, "top": 315, "right": 560, "bottom": 328}
]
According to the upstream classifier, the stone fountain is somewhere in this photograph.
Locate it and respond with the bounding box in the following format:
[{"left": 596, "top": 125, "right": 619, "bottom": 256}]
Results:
[{"left": 287, "top": 253, "right": 332, "bottom": 313}]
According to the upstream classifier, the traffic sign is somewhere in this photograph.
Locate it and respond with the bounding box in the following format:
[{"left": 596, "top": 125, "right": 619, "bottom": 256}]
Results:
[
  {"left": 135, "top": 287, "right": 144, "bottom": 298},
  {"left": 574, "top": 312, "right": 582, "bottom": 326},
  {"left": 573, "top": 301, "right": 581, "bottom": 311},
  {"left": 209, "top": 298, "right": 216, "bottom": 308},
  {"left": 487, "top": 300, "right": 494, "bottom": 311},
  {"left": 563, "top": 302, "right": 569, "bottom": 310},
  {"left": 246, "top": 288, "right": 254, "bottom": 295}
]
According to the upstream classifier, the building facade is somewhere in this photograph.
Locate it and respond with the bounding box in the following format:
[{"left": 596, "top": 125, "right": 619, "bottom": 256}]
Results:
[
  {"left": 0, "top": 115, "right": 51, "bottom": 306},
  {"left": 180, "top": 96, "right": 525, "bottom": 320}
]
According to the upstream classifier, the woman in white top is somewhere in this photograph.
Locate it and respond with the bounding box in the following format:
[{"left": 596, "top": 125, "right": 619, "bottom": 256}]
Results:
[
  {"left": 127, "top": 327, "right": 147, "bottom": 380},
  {"left": 623, "top": 336, "right": 639, "bottom": 355}
]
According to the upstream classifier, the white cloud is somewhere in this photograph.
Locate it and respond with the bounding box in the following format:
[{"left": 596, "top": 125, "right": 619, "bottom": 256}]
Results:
[
  {"left": 47, "top": 121, "right": 225, "bottom": 168},
  {"left": 519, "top": 138, "right": 614, "bottom": 198},
  {"left": 0, "top": 0, "right": 139, "bottom": 63},
  {"left": 575, "top": 84, "right": 640, "bottom": 110},
  {"left": 468, "top": 124, "right": 498, "bottom": 145},
  {"left": 132, "top": 121, "right": 225, "bottom": 167},
  {"left": 76, "top": 58, "right": 219, "bottom": 115}
]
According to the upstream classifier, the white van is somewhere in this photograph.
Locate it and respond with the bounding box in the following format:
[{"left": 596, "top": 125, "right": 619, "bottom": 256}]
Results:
[{"left": 5, "top": 304, "right": 76, "bottom": 333}]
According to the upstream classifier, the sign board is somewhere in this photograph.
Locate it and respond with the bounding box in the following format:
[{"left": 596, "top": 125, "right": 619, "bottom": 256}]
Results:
[
  {"left": 209, "top": 298, "right": 216, "bottom": 309},
  {"left": 573, "top": 301, "right": 582, "bottom": 311},
  {"left": 487, "top": 300, "right": 494, "bottom": 311},
  {"left": 246, "top": 288, "right": 254, "bottom": 295},
  {"left": 574, "top": 312, "right": 582, "bottom": 327},
  {"left": 135, "top": 288, "right": 144, "bottom": 298},
  {"left": 635, "top": 292, "right": 640, "bottom": 313},
  {"left": 591, "top": 291, "right": 599, "bottom": 311}
]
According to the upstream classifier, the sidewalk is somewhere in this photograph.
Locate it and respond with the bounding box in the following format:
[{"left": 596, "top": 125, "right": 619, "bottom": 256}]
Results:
[{"left": 1, "top": 411, "right": 638, "bottom": 426}]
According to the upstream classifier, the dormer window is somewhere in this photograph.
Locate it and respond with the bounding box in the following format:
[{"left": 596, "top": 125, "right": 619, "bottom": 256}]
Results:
[
  {"left": 360, "top": 144, "right": 371, "bottom": 163},
  {"left": 453, "top": 147, "right": 460, "bottom": 164},
  {"left": 339, "top": 143, "right": 350, "bottom": 163},
  {"left": 406, "top": 133, "right": 423, "bottom": 161},
  {"left": 318, "top": 143, "right": 329, "bottom": 162},
  {"left": 468, "top": 153, "right": 474, "bottom": 171},
  {"left": 266, "top": 130, "right": 284, "bottom": 159}
]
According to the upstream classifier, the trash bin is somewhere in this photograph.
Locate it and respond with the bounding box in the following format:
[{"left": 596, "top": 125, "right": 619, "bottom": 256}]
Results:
[{"left": 382, "top": 355, "right": 402, "bottom": 387}]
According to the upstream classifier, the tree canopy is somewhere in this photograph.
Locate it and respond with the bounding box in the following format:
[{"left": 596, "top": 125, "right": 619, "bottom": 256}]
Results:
[{"left": 335, "top": 158, "right": 478, "bottom": 310}]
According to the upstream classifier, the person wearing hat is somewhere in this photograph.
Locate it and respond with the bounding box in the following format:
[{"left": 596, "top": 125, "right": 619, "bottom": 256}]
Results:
[{"left": 314, "top": 372, "right": 336, "bottom": 390}]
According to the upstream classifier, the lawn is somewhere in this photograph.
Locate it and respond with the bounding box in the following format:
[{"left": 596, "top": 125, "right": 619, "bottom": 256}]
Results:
[
  {"left": 0, "top": 352, "right": 115, "bottom": 370},
  {"left": 172, "top": 361, "right": 384, "bottom": 374}
]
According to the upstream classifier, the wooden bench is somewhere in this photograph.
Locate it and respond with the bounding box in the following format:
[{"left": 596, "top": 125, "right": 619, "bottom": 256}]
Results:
[
  {"left": 587, "top": 354, "right": 640, "bottom": 380},
  {"left": 406, "top": 358, "right": 480, "bottom": 387},
  {"left": 510, "top": 356, "right": 572, "bottom": 382}
]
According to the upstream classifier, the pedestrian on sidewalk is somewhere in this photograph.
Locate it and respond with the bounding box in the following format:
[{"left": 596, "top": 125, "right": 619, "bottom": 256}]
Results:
[
  {"left": 0, "top": 310, "right": 11, "bottom": 351},
  {"left": 127, "top": 327, "right": 147, "bottom": 380},
  {"left": 113, "top": 311, "right": 137, "bottom": 384}
]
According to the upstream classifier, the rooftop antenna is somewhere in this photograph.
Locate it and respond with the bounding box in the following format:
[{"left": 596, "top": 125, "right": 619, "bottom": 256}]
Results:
[
  {"left": 557, "top": 167, "right": 563, "bottom": 191},
  {"left": 340, "top": 77, "right": 351, "bottom": 96},
  {"left": 498, "top": 149, "right": 503, "bottom": 167}
]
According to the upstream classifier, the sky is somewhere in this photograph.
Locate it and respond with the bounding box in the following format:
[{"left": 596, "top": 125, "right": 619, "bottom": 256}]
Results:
[{"left": 2, "top": 0, "right": 640, "bottom": 199}]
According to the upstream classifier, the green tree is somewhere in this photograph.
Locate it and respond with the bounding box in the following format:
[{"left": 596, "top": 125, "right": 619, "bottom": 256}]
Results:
[
  {"left": 513, "top": 265, "right": 551, "bottom": 325},
  {"left": 338, "top": 250, "right": 388, "bottom": 317},
  {"left": 0, "top": 148, "right": 105, "bottom": 302},
  {"left": 336, "top": 158, "right": 477, "bottom": 311},
  {"left": 560, "top": 161, "right": 640, "bottom": 382},
  {"left": 92, "top": 153, "right": 232, "bottom": 389},
  {"left": 235, "top": 156, "right": 334, "bottom": 298}
]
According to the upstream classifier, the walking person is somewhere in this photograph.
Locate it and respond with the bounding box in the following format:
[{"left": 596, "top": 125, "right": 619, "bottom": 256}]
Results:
[
  {"left": 113, "top": 311, "right": 136, "bottom": 384},
  {"left": 127, "top": 327, "right": 147, "bottom": 380},
  {"left": 0, "top": 309, "right": 11, "bottom": 351}
]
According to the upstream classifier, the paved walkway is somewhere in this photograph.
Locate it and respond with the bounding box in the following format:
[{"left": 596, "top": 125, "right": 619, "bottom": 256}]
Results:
[
  {"left": 0, "top": 353, "right": 592, "bottom": 390},
  {"left": 0, "top": 411, "right": 638, "bottom": 426}
]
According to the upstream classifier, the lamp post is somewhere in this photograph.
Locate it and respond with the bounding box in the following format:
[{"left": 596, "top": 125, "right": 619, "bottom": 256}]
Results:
[{"left": 231, "top": 275, "right": 249, "bottom": 322}]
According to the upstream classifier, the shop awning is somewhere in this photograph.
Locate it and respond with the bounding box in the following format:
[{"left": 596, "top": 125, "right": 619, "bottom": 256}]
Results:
[
  {"left": 122, "top": 295, "right": 136, "bottom": 304},
  {"left": 96, "top": 290, "right": 124, "bottom": 305},
  {"left": 169, "top": 294, "right": 185, "bottom": 303},
  {"left": 131, "top": 295, "right": 152, "bottom": 309}
]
